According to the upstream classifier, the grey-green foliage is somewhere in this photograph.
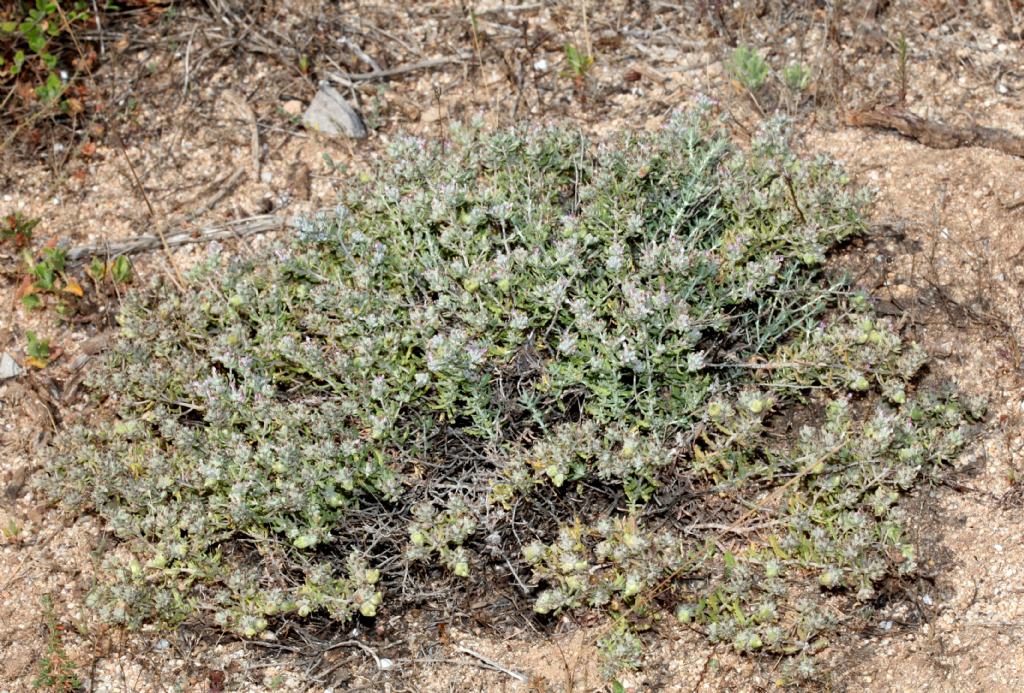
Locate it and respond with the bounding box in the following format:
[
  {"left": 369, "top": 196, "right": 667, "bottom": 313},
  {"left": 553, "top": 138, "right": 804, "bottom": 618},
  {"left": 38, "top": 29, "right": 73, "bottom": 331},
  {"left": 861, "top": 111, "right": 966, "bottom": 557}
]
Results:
[{"left": 46, "top": 109, "right": 980, "bottom": 675}]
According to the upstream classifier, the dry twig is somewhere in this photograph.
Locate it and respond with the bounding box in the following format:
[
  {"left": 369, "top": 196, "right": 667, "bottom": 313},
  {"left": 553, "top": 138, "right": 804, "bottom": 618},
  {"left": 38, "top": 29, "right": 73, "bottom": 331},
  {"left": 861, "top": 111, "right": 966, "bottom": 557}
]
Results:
[
  {"left": 328, "top": 55, "right": 468, "bottom": 84},
  {"left": 848, "top": 106, "right": 1024, "bottom": 158},
  {"left": 111, "top": 132, "right": 186, "bottom": 290},
  {"left": 454, "top": 646, "right": 528, "bottom": 682},
  {"left": 66, "top": 214, "right": 296, "bottom": 263}
]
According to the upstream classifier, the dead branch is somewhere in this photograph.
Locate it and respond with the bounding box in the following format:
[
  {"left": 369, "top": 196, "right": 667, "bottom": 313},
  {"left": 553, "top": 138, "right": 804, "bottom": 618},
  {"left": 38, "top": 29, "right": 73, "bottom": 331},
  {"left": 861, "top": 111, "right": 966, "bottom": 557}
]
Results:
[
  {"left": 847, "top": 106, "right": 1024, "bottom": 158},
  {"left": 328, "top": 55, "right": 468, "bottom": 84},
  {"left": 454, "top": 646, "right": 528, "bottom": 682},
  {"left": 66, "top": 214, "right": 297, "bottom": 263}
]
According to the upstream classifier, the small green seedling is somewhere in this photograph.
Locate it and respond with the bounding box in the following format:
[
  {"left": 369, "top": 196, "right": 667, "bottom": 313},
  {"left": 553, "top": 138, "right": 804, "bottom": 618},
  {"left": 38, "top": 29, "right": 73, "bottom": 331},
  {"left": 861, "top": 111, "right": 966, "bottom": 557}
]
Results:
[
  {"left": 86, "top": 257, "right": 106, "bottom": 283},
  {"left": 730, "top": 44, "right": 769, "bottom": 91},
  {"left": 563, "top": 42, "right": 594, "bottom": 81},
  {"left": 26, "top": 331, "right": 51, "bottom": 368},
  {"left": 2, "top": 519, "right": 21, "bottom": 541},
  {"left": 2, "top": 212, "right": 39, "bottom": 248},
  {"left": 84, "top": 254, "right": 131, "bottom": 291},
  {"left": 20, "top": 293, "right": 44, "bottom": 310},
  {"left": 36, "top": 70, "right": 63, "bottom": 102},
  {"left": 33, "top": 596, "right": 81, "bottom": 693},
  {"left": 21, "top": 246, "right": 81, "bottom": 310},
  {"left": 782, "top": 62, "right": 811, "bottom": 92},
  {"left": 110, "top": 255, "right": 132, "bottom": 284},
  {"left": 27, "top": 246, "right": 66, "bottom": 291}
]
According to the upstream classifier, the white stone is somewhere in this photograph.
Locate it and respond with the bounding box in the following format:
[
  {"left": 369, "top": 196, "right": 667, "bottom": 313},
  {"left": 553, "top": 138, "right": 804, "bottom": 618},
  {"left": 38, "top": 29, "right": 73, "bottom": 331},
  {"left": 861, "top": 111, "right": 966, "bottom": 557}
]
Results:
[
  {"left": 302, "top": 84, "right": 367, "bottom": 139},
  {"left": 0, "top": 352, "right": 22, "bottom": 380}
]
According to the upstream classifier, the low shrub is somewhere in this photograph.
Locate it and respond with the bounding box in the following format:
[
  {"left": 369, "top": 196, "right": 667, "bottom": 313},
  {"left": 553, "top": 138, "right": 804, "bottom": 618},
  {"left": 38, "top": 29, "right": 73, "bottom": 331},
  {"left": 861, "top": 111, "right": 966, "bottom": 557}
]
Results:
[{"left": 46, "top": 108, "right": 981, "bottom": 676}]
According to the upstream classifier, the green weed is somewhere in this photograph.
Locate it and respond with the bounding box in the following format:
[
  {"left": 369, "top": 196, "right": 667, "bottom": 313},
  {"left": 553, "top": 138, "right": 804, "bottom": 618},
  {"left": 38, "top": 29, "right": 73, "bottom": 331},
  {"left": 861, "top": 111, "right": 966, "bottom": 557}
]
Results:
[
  {"left": 25, "top": 330, "right": 50, "bottom": 368},
  {"left": 0, "top": 1, "right": 93, "bottom": 103},
  {"left": 782, "top": 62, "right": 811, "bottom": 92},
  {"left": 20, "top": 246, "right": 81, "bottom": 311},
  {"left": 2, "top": 211, "right": 39, "bottom": 248},
  {"left": 563, "top": 42, "right": 594, "bottom": 79},
  {"left": 729, "top": 44, "right": 769, "bottom": 91},
  {"left": 33, "top": 596, "right": 81, "bottom": 693}
]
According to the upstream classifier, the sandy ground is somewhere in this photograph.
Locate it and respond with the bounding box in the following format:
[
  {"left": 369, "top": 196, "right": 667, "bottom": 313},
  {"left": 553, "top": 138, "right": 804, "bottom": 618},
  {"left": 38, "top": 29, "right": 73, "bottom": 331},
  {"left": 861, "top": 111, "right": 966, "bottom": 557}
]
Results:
[{"left": 3, "top": 1, "right": 1024, "bottom": 690}]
